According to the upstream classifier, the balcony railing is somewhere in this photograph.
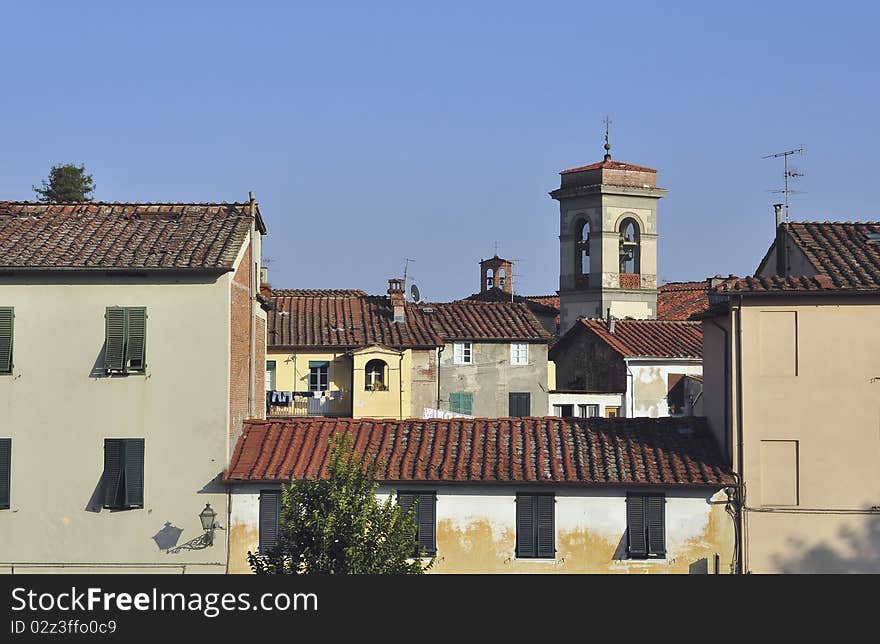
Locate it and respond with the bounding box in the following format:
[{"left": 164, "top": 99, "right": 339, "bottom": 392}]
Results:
[
  {"left": 618, "top": 273, "right": 641, "bottom": 289},
  {"left": 266, "top": 390, "right": 351, "bottom": 417}
]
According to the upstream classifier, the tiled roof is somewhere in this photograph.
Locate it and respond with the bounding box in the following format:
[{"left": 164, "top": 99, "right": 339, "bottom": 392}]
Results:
[
  {"left": 464, "top": 288, "right": 560, "bottom": 314},
  {"left": 0, "top": 202, "right": 260, "bottom": 271},
  {"left": 783, "top": 222, "right": 880, "bottom": 289},
  {"left": 269, "top": 294, "right": 441, "bottom": 349},
  {"left": 560, "top": 160, "right": 657, "bottom": 174},
  {"left": 570, "top": 318, "right": 703, "bottom": 359},
  {"left": 269, "top": 293, "right": 554, "bottom": 349},
  {"left": 224, "top": 416, "right": 733, "bottom": 486},
  {"left": 424, "top": 300, "right": 554, "bottom": 342},
  {"left": 270, "top": 289, "right": 366, "bottom": 297},
  {"left": 712, "top": 274, "right": 839, "bottom": 293},
  {"left": 658, "top": 280, "right": 712, "bottom": 320},
  {"left": 523, "top": 294, "right": 560, "bottom": 311}
]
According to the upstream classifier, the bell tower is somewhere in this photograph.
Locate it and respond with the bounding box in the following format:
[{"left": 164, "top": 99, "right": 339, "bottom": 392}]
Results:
[
  {"left": 550, "top": 135, "right": 667, "bottom": 333},
  {"left": 480, "top": 255, "right": 513, "bottom": 294}
]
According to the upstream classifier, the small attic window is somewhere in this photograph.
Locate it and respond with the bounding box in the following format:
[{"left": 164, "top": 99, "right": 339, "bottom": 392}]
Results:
[{"left": 866, "top": 231, "right": 880, "bottom": 244}]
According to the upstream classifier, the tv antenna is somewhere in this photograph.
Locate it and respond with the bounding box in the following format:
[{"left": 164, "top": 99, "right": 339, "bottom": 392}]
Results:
[
  {"left": 763, "top": 146, "right": 805, "bottom": 222},
  {"left": 402, "top": 258, "right": 415, "bottom": 284}
]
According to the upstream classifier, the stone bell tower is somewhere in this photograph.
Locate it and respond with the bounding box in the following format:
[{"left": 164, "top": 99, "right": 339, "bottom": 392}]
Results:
[
  {"left": 550, "top": 134, "right": 667, "bottom": 334},
  {"left": 480, "top": 255, "right": 513, "bottom": 294}
]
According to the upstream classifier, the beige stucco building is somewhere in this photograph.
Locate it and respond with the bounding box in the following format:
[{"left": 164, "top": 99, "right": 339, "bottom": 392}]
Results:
[
  {"left": 0, "top": 200, "right": 266, "bottom": 573},
  {"left": 224, "top": 416, "right": 736, "bottom": 574},
  {"left": 701, "top": 221, "right": 880, "bottom": 573}
]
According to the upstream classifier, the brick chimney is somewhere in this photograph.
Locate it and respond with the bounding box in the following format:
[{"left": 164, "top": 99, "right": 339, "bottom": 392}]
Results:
[{"left": 388, "top": 278, "right": 405, "bottom": 323}]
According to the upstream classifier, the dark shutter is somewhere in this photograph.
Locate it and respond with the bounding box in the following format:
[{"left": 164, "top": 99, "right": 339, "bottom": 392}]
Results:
[
  {"left": 102, "top": 439, "right": 124, "bottom": 508},
  {"left": 417, "top": 493, "right": 436, "bottom": 555},
  {"left": 536, "top": 494, "right": 555, "bottom": 558},
  {"left": 104, "top": 308, "right": 127, "bottom": 373},
  {"left": 259, "top": 490, "right": 281, "bottom": 552},
  {"left": 626, "top": 493, "right": 647, "bottom": 558},
  {"left": 123, "top": 439, "right": 145, "bottom": 507},
  {"left": 0, "top": 308, "right": 13, "bottom": 374},
  {"left": 515, "top": 494, "right": 535, "bottom": 557},
  {"left": 509, "top": 392, "right": 530, "bottom": 417},
  {"left": 397, "top": 492, "right": 417, "bottom": 555},
  {"left": 646, "top": 494, "right": 666, "bottom": 557},
  {"left": 460, "top": 392, "right": 473, "bottom": 415},
  {"left": 0, "top": 438, "right": 11, "bottom": 509},
  {"left": 125, "top": 308, "right": 147, "bottom": 371}
]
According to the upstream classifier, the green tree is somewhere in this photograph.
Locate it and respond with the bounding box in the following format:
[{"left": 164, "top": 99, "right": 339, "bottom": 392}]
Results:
[
  {"left": 33, "top": 163, "right": 95, "bottom": 202},
  {"left": 247, "top": 433, "right": 433, "bottom": 574}
]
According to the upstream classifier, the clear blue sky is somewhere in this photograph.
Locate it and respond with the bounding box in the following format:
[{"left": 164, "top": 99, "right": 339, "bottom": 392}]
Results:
[{"left": 2, "top": 2, "right": 878, "bottom": 300}]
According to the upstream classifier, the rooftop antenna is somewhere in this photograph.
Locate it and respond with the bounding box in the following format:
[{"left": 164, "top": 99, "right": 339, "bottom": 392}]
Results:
[
  {"left": 508, "top": 258, "right": 525, "bottom": 303},
  {"left": 763, "top": 146, "right": 805, "bottom": 222},
  {"left": 402, "top": 258, "right": 415, "bottom": 284},
  {"left": 603, "top": 115, "right": 612, "bottom": 162}
]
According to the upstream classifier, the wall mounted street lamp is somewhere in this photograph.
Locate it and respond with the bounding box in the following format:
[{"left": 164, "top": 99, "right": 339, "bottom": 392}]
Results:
[{"left": 199, "top": 503, "right": 219, "bottom": 546}]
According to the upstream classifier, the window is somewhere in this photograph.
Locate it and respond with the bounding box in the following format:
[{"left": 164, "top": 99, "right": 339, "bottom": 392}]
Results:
[
  {"left": 101, "top": 438, "right": 145, "bottom": 510},
  {"left": 453, "top": 342, "right": 473, "bottom": 365},
  {"left": 553, "top": 404, "right": 574, "bottom": 417},
  {"left": 605, "top": 406, "right": 620, "bottom": 418},
  {"left": 498, "top": 268, "right": 506, "bottom": 290},
  {"left": 509, "top": 392, "right": 531, "bottom": 417},
  {"left": 0, "top": 308, "right": 13, "bottom": 375},
  {"left": 510, "top": 343, "right": 529, "bottom": 365},
  {"left": 485, "top": 268, "right": 494, "bottom": 289},
  {"left": 398, "top": 492, "right": 437, "bottom": 556},
  {"left": 516, "top": 493, "right": 555, "bottom": 558},
  {"left": 575, "top": 219, "right": 590, "bottom": 274},
  {"left": 618, "top": 218, "right": 641, "bottom": 274},
  {"left": 265, "top": 360, "right": 276, "bottom": 392},
  {"left": 104, "top": 307, "right": 147, "bottom": 374},
  {"left": 449, "top": 392, "right": 473, "bottom": 415},
  {"left": 259, "top": 489, "right": 281, "bottom": 553},
  {"left": 308, "top": 361, "right": 329, "bottom": 392},
  {"left": 578, "top": 404, "right": 599, "bottom": 418},
  {"left": 365, "top": 359, "right": 388, "bottom": 391},
  {"left": 0, "top": 438, "right": 10, "bottom": 510},
  {"left": 626, "top": 493, "right": 665, "bottom": 559}
]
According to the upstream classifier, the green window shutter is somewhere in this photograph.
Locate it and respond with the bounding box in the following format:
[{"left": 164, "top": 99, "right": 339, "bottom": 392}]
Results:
[
  {"left": 509, "top": 392, "right": 530, "bottom": 417},
  {"left": 123, "top": 439, "right": 145, "bottom": 508},
  {"left": 460, "top": 392, "right": 473, "bottom": 415},
  {"left": 0, "top": 438, "right": 11, "bottom": 509},
  {"left": 449, "top": 393, "right": 460, "bottom": 414},
  {"left": 0, "top": 308, "right": 13, "bottom": 374},
  {"left": 627, "top": 493, "right": 648, "bottom": 558},
  {"left": 102, "top": 439, "right": 124, "bottom": 508},
  {"left": 417, "top": 493, "right": 437, "bottom": 555},
  {"left": 104, "top": 308, "right": 127, "bottom": 373},
  {"left": 536, "top": 494, "right": 555, "bottom": 558},
  {"left": 515, "top": 494, "right": 535, "bottom": 557},
  {"left": 125, "top": 308, "right": 147, "bottom": 372},
  {"left": 646, "top": 494, "right": 666, "bottom": 557},
  {"left": 259, "top": 490, "right": 281, "bottom": 553}
]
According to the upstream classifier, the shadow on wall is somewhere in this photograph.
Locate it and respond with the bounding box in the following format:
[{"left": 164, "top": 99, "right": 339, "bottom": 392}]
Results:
[
  {"left": 770, "top": 518, "right": 880, "bottom": 573},
  {"left": 152, "top": 522, "right": 184, "bottom": 550}
]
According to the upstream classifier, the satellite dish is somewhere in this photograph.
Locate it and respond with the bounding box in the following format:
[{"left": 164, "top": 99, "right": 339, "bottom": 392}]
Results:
[{"left": 410, "top": 284, "right": 421, "bottom": 303}]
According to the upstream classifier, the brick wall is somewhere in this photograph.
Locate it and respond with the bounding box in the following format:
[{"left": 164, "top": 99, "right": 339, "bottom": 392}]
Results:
[
  {"left": 255, "top": 316, "right": 266, "bottom": 420},
  {"left": 230, "top": 243, "right": 252, "bottom": 439},
  {"left": 553, "top": 330, "right": 626, "bottom": 393}
]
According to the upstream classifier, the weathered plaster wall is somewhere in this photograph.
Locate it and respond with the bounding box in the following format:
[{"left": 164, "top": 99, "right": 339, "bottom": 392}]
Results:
[
  {"left": 438, "top": 342, "right": 549, "bottom": 417},
  {"left": 552, "top": 331, "right": 626, "bottom": 393},
  {"left": 626, "top": 360, "right": 703, "bottom": 418},
  {"left": 548, "top": 392, "right": 624, "bottom": 417},
  {"left": 228, "top": 483, "right": 734, "bottom": 574}
]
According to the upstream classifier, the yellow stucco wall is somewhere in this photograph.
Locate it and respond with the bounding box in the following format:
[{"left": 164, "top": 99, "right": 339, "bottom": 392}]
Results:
[{"left": 352, "top": 346, "right": 411, "bottom": 419}]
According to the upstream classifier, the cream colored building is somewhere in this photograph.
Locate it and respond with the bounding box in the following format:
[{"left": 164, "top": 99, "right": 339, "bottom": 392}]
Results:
[
  {"left": 225, "top": 416, "right": 736, "bottom": 574},
  {"left": 702, "top": 222, "right": 880, "bottom": 572},
  {"left": 0, "top": 200, "right": 266, "bottom": 573}
]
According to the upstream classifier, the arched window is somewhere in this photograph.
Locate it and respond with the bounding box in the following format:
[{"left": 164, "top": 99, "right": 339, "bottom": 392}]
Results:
[
  {"left": 365, "top": 359, "right": 388, "bottom": 391},
  {"left": 575, "top": 220, "right": 590, "bottom": 275},
  {"left": 485, "top": 268, "right": 495, "bottom": 290},
  {"left": 619, "top": 218, "right": 641, "bottom": 274},
  {"left": 498, "top": 268, "right": 506, "bottom": 289}
]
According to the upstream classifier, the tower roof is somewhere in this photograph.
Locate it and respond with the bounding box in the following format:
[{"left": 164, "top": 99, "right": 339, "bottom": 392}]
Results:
[{"left": 560, "top": 160, "right": 657, "bottom": 174}]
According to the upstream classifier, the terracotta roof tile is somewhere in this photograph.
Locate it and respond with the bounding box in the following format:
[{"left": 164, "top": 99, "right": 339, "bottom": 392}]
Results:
[
  {"left": 426, "top": 300, "right": 553, "bottom": 341},
  {"left": 224, "top": 416, "right": 733, "bottom": 486},
  {"left": 560, "top": 160, "right": 657, "bottom": 174},
  {"left": 657, "top": 280, "right": 712, "bottom": 320},
  {"left": 712, "top": 274, "right": 839, "bottom": 293},
  {"left": 573, "top": 318, "right": 702, "bottom": 359},
  {"left": 783, "top": 222, "right": 880, "bottom": 289},
  {"left": 0, "top": 201, "right": 259, "bottom": 271},
  {"left": 270, "top": 289, "right": 366, "bottom": 297}
]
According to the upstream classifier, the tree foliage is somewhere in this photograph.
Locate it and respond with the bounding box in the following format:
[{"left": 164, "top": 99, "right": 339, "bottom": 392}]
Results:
[
  {"left": 33, "top": 163, "right": 95, "bottom": 202},
  {"left": 247, "top": 433, "right": 433, "bottom": 574}
]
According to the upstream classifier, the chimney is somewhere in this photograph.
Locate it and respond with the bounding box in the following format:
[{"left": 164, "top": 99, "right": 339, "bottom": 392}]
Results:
[
  {"left": 259, "top": 266, "right": 271, "bottom": 296},
  {"left": 388, "top": 278, "right": 406, "bottom": 323},
  {"left": 606, "top": 308, "right": 615, "bottom": 334},
  {"left": 709, "top": 274, "right": 724, "bottom": 288},
  {"left": 773, "top": 203, "right": 784, "bottom": 228}
]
